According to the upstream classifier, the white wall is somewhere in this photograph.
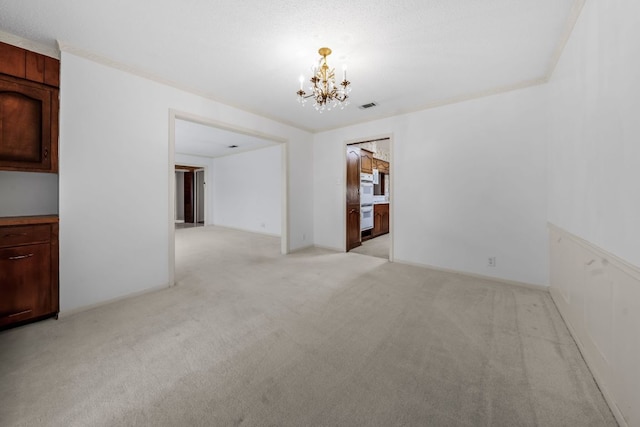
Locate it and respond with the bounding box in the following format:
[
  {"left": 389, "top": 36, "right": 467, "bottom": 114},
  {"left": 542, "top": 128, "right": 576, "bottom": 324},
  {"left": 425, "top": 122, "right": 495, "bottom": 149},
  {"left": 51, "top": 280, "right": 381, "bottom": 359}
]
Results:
[
  {"left": 314, "top": 86, "right": 549, "bottom": 286},
  {"left": 546, "top": 1, "right": 640, "bottom": 426},
  {"left": 59, "top": 52, "right": 313, "bottom": 312},
  {"left": 213, "top": 145, "right": 282, "bottom": 236},
  {"left": 0, "top": 171, "right": 58, "bottom": 216},
  {"left": 546, "top": 0, "right": 640, "bottom": 268}
]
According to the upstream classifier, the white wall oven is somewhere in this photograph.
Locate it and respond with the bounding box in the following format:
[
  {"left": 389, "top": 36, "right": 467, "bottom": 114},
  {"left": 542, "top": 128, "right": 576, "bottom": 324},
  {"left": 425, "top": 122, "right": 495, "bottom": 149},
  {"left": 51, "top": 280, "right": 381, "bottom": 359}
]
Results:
[
  {"left": 360, "top": 173, "right": 374, "bottom": 230},
  {"left": 360, "top": 173, "right": 374, "bottom": 206},
  {"left": 360, "top": 205, "right": 373, "bottom": 231}
]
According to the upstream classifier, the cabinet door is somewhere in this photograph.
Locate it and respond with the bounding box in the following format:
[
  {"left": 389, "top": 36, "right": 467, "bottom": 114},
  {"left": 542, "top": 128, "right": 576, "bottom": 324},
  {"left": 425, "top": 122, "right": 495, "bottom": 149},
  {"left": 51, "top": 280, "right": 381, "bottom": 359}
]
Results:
[
  {"left": 373, "top": 210, "right": 382, "bottom": 237},
  {"left": 0, "top": 77, "right": 52, "bottom": 172},
  {"left": 346, "top": 203, "right": 361, "bottom": 251},
  {"left": 381, "top": 208, "right": 390, "bottom": 234},
  {"left": 0, "top": 243, "right": 52, "bottom": 326},
  {"left": 346, "top": 146, "right": 360, "bottom": 205},
  {"left": 361, "top": 150, "right": 373, "bottom": 174}
]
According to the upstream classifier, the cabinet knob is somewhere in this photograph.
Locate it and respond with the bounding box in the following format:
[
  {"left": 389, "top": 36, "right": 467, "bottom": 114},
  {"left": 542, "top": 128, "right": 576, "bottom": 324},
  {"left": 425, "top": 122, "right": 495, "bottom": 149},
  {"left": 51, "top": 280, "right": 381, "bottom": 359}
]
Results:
[{"left": 44, "top": 148, "right": 48, "bottom": 159}]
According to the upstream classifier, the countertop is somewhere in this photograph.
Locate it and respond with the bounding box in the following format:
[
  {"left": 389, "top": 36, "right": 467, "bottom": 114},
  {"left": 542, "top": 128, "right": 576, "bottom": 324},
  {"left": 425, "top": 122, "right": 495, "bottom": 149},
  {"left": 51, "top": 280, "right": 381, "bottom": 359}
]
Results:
[{"left": 0, "top": 215, "right": 59, "bottom": 226}]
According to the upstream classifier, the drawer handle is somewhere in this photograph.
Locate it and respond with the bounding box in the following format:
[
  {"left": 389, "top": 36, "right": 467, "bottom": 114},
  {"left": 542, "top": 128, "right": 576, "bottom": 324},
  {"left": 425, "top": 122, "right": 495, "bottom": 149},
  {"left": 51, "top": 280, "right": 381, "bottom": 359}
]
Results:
[
  {"left": 3, "top": 233, "right": 28, "bottom": 238},
  {"left": 7, "top": 253, "right": 34, "bottom": 260},
  {"left": 8, "top": 309, "right": 32, "bottom": 318}
]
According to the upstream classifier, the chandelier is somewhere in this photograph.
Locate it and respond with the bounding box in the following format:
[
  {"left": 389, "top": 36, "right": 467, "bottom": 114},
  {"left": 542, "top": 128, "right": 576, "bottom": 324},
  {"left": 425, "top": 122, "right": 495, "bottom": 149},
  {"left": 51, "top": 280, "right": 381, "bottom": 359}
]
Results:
[{"left": 296, "top": 47, "right": 351, "bottom": 112}]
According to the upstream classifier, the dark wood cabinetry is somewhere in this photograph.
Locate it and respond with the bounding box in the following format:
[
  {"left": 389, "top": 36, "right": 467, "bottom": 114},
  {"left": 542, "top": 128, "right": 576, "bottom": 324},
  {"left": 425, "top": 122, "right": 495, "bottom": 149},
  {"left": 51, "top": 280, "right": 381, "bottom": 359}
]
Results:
[
  {"left": 0, "top": 42, "right": 59, "bottom": 173},
  {"left": 360, "top": 149, "right": 373, "bottom": 174},
  {"left": 0, "top": 216, "right": 59, "bottom": 329},
  {"left": 346, "top": 146, "right": 361, "bottom": 251},
  {"left": 373, "top": 158, "right": 389, "bottom": 174},
  {"left": 372, "top": 203, "right": 389, "bottom": 238}
]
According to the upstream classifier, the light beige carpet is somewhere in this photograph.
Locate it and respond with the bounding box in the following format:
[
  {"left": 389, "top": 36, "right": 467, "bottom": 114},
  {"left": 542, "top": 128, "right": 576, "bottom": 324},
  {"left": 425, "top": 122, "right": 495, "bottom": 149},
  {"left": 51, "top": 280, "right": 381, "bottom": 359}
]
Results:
[
  {"left": 351, "top": 233, "right": 390, "bottom": 259},
  {"left": 0, "top": 226, "right": 616, "bottom": 426}
]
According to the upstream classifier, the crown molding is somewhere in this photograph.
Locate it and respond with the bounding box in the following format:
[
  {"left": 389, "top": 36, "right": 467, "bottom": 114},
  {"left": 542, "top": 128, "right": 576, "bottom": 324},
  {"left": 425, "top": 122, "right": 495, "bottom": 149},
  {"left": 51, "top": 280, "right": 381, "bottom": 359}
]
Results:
[
  {"left": 317, "top": 0, "right": 586, "bottom": 134},
  {"left": 57, "top": 42, "right": 315, "bottom": 134},
  {"left": 544, "top": 0, "right": 586, "bottom": 82},
  {"left": 0, "top": 30, "right": 60, "bottom": 59}
]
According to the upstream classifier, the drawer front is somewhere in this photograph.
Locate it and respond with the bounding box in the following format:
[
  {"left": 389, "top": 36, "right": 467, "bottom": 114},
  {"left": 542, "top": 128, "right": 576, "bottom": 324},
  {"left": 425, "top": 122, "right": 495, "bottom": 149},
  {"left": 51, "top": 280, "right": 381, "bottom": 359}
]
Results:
[{"left": 0, "top": 224, "right": 51, "bottom": 248}]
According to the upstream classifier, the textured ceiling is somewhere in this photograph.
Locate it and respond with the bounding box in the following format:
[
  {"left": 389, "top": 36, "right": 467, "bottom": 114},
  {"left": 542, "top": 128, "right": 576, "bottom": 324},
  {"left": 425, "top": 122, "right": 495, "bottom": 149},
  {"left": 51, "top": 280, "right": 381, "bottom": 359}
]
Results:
[
  {"left": 0, "top": 0, "right": 583, "bottom": 132},
  {"left": 175, "top": 119, "right": 276, "bottom": 159}
]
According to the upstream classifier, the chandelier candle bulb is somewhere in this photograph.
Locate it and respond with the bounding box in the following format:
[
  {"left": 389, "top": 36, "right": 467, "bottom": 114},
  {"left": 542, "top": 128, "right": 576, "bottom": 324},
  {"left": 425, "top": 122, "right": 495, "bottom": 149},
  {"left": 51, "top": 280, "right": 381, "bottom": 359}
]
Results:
[{"left": 299, "top": 75, "right": 304, "bottom": 90}]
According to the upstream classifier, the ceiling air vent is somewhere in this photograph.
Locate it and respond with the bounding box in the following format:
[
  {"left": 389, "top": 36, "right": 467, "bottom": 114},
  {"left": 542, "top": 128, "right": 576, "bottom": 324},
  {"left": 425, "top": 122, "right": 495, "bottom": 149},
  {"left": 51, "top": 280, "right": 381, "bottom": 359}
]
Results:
[{"left": 359, "top": 102, "right": 378, "bottom": 110}]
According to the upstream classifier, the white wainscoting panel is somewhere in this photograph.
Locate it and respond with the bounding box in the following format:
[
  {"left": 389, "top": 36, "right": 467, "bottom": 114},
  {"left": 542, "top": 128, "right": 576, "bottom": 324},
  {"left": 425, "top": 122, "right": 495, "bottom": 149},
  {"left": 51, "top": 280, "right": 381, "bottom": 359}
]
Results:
[{"left": 549, "top": 224, "right": 640, "bottom": 427}]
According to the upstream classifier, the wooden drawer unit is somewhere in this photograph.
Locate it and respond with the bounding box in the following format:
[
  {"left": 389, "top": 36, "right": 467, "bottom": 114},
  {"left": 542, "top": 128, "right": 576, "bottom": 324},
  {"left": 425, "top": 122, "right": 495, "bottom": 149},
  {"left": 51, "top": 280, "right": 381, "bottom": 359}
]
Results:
[
  {"left": 0, "top": 216, "right": 59, "bottom": 329},
  {"left": 0, "top": 224, "right": 51, "bottom": 247}
]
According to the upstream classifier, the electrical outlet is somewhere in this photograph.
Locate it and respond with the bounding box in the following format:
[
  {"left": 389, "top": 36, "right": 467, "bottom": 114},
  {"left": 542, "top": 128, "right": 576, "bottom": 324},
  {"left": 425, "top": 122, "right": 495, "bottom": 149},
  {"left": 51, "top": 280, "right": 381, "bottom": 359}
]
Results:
[{"left": 488, "top": 257, "right": 496, "bottom": 267}]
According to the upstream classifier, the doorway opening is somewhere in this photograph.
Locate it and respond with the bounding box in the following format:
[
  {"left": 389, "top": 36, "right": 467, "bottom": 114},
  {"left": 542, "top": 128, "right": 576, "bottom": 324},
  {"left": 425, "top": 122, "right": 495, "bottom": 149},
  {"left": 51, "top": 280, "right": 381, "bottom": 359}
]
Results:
[
  {"left": 168, "top": 110, "right": 289, "bottom": 286},
  {"left": 175, "top": 164, "right": 205, "bottom": 229},
  {"left": 345, "top": 136, "right": 393, "bottom": 261}
]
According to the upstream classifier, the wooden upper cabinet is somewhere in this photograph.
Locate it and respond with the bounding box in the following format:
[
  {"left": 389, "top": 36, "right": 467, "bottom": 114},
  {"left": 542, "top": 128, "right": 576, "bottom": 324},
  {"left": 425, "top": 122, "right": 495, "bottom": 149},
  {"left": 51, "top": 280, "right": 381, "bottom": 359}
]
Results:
[
  {"left": 25, "top": 51, "right": 45, "bottom": 83},
  {"left": 361, "top": 149, "right": 373, "bottom": 174},
  {"left": 0, "top": 42, "right": 59, "bottom": 173},
  {"left": 43, "top": 56, "right": 60, "bottom": 87},
  {"left": 372, "top": 158, "right": 389, "bottom": 173},
  {"left": 0, "top": 42, "right": 59, "bottom": 87},
  {"left": 0, "top": 75, "right": 56, "bottom": 172},
  {"left": 0, "top": 42, "right": 26, "bottom": 78}
]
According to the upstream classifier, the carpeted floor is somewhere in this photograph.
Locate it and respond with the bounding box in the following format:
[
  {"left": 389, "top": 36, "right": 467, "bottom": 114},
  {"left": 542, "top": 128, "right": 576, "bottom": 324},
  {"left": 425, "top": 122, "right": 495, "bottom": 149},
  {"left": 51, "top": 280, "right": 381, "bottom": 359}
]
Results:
[
  {"left": 350, "top": 233, "right": 390, "bottom": 259},
  {"left": 0, "top": 226, "right": 616, "bottom": 426}
]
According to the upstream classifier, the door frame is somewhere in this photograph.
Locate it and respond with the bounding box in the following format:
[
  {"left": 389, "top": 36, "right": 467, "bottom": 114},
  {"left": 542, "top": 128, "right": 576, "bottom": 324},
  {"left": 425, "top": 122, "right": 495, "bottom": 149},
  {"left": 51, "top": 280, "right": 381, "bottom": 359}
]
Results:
[
  {"left": 168, "top": 109, "right": 290, "bottom": 287},
  {"left": 342, "top": 134, "right": 394, "bottom": 261}
]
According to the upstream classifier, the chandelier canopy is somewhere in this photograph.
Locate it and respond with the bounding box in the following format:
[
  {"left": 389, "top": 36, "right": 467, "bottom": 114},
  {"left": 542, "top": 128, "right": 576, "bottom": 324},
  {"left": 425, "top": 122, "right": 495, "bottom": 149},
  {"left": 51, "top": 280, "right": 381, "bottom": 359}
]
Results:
[{"left": 296, "top": 47, "right": 351, "bottom": 112}]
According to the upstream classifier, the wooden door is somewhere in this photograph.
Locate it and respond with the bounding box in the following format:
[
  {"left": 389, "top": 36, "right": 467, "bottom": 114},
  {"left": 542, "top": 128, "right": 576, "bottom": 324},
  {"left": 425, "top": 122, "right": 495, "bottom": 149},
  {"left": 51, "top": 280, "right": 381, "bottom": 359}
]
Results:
[
  {"left": 184, "top": 171, "right": 194, "bottom": 223},
  {"left": 346, "top": 146, "right": 361, "bottom": 251}
]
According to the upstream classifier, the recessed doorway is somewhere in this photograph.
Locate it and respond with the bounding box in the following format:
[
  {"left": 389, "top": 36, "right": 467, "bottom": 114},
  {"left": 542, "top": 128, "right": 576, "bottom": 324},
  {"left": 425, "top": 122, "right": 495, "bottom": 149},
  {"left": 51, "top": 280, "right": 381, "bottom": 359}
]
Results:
[
  {"left": 168, "top": 110, "right": 289, "bottom": 287},
  {"left": 344, "top": 137, "right": 393, "bottom": 260},
  {"left": 175, "top": 164, "right": 205, "bottom": 229}
]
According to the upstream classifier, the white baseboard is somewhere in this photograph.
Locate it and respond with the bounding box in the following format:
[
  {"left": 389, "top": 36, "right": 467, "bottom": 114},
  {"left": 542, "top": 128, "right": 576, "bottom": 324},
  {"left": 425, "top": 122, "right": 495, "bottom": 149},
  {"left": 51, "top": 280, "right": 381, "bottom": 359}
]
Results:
[
  {"left": 392, "top": 257, "right": 550, "bottom": 292},
  {"left": 312, "top": 244, "right": 344, "bottom": 253},
  {"left": 209, "top": 224, "right": 281, "bottom": 238},
  {"left": 58, "top": 283, "right": 170, "bottom": 318}
]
